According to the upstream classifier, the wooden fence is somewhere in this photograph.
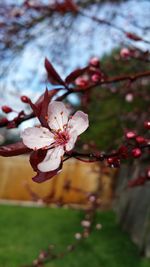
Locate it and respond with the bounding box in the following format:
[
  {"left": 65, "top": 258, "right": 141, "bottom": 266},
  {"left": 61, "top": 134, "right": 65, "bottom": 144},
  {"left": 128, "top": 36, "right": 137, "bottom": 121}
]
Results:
[{"left": 0, "top": 156, "right": 117, "bottom": 206}]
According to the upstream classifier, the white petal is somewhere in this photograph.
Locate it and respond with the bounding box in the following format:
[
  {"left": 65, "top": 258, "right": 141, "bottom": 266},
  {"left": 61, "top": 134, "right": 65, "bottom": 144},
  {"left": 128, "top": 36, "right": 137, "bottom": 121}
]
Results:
[
  {"left": 65, "top": 131, "right": 78, "bottom": 151},
  {"left": 21, "top": 127, "right": 54, "bottom": 150},
  {"left": 68, "top": 111, "right": 89, "bottom": 136},
  {"left": 38, "top": 146, "right": 64, "bottom": 172},
  {"left": 48, "top": 101, "right": 70, "bottom": 131}
]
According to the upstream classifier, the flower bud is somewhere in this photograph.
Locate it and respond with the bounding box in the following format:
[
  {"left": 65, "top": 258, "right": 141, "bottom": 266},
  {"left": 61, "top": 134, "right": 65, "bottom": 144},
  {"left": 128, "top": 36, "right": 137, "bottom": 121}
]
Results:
[
  {"left": 0, "top": 117, "right": 8, "bottom": 125},
  {"left": 88, "top": 195, "right": 96, "bottom": 202},
  {"left": 75, "top": 233, "right": 82, "bottom": 240},
  {"left": 1, "top": 106, "right": 12, "bottom": 114},
  {"left": 120, "top": 48, "right": 130, "bottom": 58},
  {"left": 39, "top": 251, "right": 46, "bottom": 260},
  {"left": 83, "top": 230, "right": 89, "bottom": 238},
  {"left": 91, "top": 73, "right": 101, "bottom": 83},
  {"left": 146, "top": 168, "right": 150, "bottom": 179},
  {"left": 89, "top": 57, "right": 100, "bottom": 67},
  {"left": 131, "top": 148, "right": 142, "bottom": 158},
  {"left": 107, "top": 157, "right": 120, "bottom": 168},
  {"left": 126, "top": 32, "right": 141, "bottom": 41},
  {"left": 125, "top": 93, "right": 133, "bottom": 102},
  {"left": 75, "top": 77, "right": 88, "bottom": 88},
  {"left": 135, "top": 136, "right": 145, "bottom": 144},
  {"left": 118, "top": 145, "right": 128, "bottom": 159},
  {"left": 81, "top": 220, "right": 91, "bottom": 227},
  {"left": 107, "top": 157, "right": 114, "bottom": 165},
  {"left": 144, "top": 121, "right": 150, "bottom": 130},
  {"left": 20, "top": 95, "right": 30, "bottom": 103},
  {"left": 96, "top": 223, "right": 102, "bottom": 230},
  {"left": 125, "top": 131, "right": 136, "bottom": 139}
]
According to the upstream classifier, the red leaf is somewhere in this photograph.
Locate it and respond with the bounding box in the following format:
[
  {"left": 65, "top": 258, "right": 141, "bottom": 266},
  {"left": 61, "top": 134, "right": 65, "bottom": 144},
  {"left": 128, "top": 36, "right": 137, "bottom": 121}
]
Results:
[
  {"left": 27, "top": 98, "right": 40, "bottom": 119},
  {"left": 65, "top": 66, "right": 88, "bottom": 84},
  {"left": 28, "top": 88, "right": 58, "bottom": 128},
  {"left": 45, "top": 58, "right": 66, "bottom": 86},
  {"left": 38, "top": 88, "right": 58, "bottom": 128},
  {"left": 126, "top": 32, "right": 142, "bottom": 41},
  {"left": 35, "top": 88, "right": 58, "bottom": 107},
  {"left": 0, "top": 142, "right": 30, "bottom": 157}
]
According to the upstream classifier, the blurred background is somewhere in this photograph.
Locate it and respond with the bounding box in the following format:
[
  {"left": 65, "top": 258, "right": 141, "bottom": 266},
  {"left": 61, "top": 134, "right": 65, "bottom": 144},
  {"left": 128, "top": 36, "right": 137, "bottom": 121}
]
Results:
[{"left": 0, "top": 0, "right": 150, "bottom": 266}]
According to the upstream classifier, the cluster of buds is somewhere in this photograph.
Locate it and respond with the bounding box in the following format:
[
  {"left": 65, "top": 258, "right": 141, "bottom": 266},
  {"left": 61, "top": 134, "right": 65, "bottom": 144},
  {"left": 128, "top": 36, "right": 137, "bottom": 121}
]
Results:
[
  {"left": 106, "top": 123, "right": 150, "bottom": 168},
  {"left": 1, "top": 104, "right": 26, "bottom": 129},
  {"left": 107, "top": 157, "right": 121, "bottom": 168},
  {"left": 89, "top": 57, "right": 104, "bottom": 84},
  {"left": 124, "top": 125, "right": 150, "bottom": 159},
  {"left": 120, "top": 47, "right": 137, "bottom": 59},
  {"left": 74, "top": 56, "right": 105, "bottom": 89}
]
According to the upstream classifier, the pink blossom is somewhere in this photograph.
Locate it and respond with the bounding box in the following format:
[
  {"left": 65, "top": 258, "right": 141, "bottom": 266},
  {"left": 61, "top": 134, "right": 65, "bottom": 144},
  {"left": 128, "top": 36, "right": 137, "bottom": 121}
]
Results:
[
  {"left": 21, "top": 101, "right": 89, "bottom": 172},
  {"left": 81, "top": 220, "right": 91, "bottom": 227},
  {"left": 125, "top": 93, "right": 133, "bottom": 102},
  {"left": 120, "top": 48, "right": 130, "bottom": 58}
]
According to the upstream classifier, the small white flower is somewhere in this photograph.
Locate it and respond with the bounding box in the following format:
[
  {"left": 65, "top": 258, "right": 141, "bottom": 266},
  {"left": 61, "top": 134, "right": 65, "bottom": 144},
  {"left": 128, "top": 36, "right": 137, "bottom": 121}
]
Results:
[
  {"left": 75, "top": 233, "right": 82, "bottom": 240},
  {"left": 96, "top": 223, "right": 102, "bottom": 230},
  {"left": 81, "top": 220, "right": 91, "bottom": 227},
  {"left": 21, "top": 101, "right": 89, "bottom": 172},
  {"left": 125, "top": 93, "right": 133, "bottom": 103}
]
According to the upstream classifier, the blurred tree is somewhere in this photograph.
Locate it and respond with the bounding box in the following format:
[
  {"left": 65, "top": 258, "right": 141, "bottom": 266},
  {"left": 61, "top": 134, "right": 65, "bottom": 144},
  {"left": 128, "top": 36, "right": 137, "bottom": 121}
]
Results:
[{"left": 81, "top": 48, "right": 150, "bottom": 150}]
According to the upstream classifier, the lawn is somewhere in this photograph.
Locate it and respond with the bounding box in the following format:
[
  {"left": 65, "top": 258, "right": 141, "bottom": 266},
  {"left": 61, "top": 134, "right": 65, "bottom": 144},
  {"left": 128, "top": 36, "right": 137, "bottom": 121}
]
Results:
[{"left": 0, "top": 205, "right": 149, "bottom": 267}]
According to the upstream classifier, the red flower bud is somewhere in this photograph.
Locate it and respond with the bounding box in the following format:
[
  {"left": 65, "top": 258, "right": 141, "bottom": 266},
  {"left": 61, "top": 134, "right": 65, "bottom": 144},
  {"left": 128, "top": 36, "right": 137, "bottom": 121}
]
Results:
[
  {"left": 125, "top": 93, "right": 133, "bottom": 103},
  {"left": 120, "top": 48, "right": 130, "bottom": 58},
  {"left": 126, "top": 32, "right": 142, "bottom": 41},
  {"left": 144, "top": 121, "right": 150, "bottom": 130},
  {"left": 118, "top": 145, "right": 128, "bottom": 158},
  {"left": 1, "top": 106, "right": 12, "bottom": 114},
  {"left": 75, "top": 77, "right": 88, "bottom": 88},
  {"left": 125, "top": 131, "right": 136, "bottom": 139},
  {"left": 107, "top": 157, "right": 114, "bottom": 164},
  {"left": 89, "top": 57, "right": 100, "bottom": 67},
  {"left": 146, "top": 168, "right": 150, "bottom": 179},
  {"left": 21, "top": 95, "right": 29, "bottom": 103},
  {"left": 135, "top": 136, "right": 145, "bottom": 144},
  {"left": 0, "top": 117, "right": 8, "bottom": 125},
  {"left": 131, "top": 148, "right": 142, "bottom": 158},
  {"left": 107, "top": 157, "right": 120, "bottom": 167},
  {"left": 91, "top": 73, "right": 101, "bottom": 83}
]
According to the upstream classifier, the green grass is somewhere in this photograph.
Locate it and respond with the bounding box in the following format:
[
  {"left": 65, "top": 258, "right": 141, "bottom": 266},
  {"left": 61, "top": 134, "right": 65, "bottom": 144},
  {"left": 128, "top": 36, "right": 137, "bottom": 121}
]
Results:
[{"left": 0, "top": 205, "right": 149, "bottom": 267}]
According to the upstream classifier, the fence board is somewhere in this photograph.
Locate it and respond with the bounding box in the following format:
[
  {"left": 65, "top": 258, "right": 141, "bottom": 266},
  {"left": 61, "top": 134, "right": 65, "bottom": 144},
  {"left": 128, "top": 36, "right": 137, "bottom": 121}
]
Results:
[{"left": 0, "top": 156, "right": 116, "bottom": 206}]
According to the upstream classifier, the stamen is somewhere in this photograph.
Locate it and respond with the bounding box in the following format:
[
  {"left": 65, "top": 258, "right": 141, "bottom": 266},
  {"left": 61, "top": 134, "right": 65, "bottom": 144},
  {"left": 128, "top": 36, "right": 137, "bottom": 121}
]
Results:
[
  {"left": 54, "top": 116, "right": 62, "bottom": 130},
  {"left": 60, "top": 111, "right": 64, "bottom": 129},
  {"left": 54, "top": 130, "right": 70, "bottom": 146}
]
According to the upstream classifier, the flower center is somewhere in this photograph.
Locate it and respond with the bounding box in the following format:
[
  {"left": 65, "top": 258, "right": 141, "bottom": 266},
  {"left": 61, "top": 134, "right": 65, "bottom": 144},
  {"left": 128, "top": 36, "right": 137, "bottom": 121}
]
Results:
[{"left": 54, "top": 130, "right": 70, "bottom": 146}]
